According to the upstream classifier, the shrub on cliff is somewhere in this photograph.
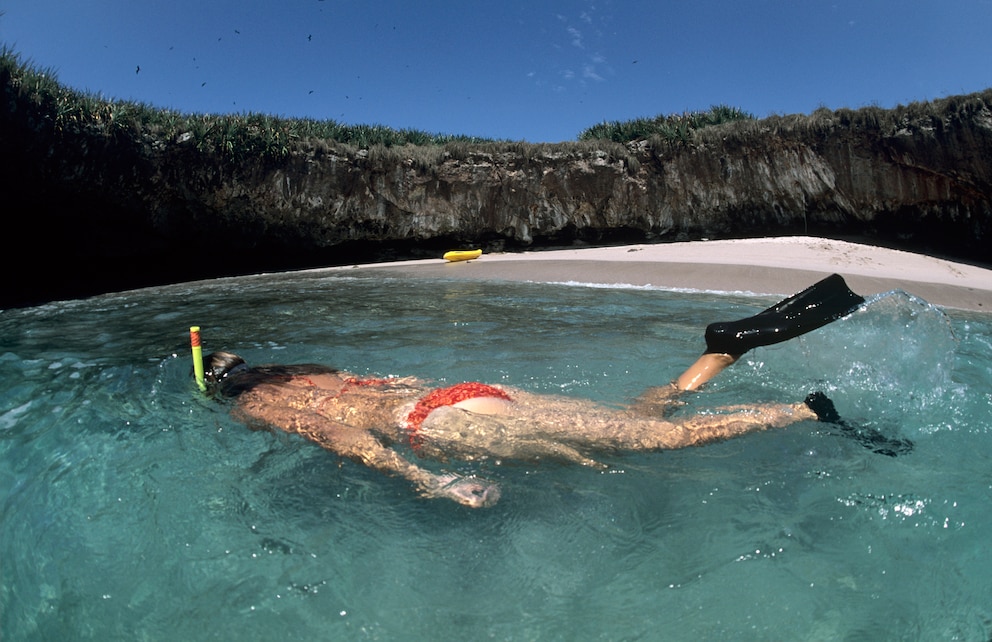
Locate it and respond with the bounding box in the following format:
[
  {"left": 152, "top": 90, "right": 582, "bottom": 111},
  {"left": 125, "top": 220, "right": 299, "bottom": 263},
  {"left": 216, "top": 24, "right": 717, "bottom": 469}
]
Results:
[{"left": 577, "top": 105, "right": 756, "bottom": 144}]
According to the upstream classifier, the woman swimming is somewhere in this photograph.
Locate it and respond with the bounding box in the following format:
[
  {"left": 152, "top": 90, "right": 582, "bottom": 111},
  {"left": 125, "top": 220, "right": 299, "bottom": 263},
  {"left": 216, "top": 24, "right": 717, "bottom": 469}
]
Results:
[{"left": 199, "top": 274, "right": 892, "bottom": 508}]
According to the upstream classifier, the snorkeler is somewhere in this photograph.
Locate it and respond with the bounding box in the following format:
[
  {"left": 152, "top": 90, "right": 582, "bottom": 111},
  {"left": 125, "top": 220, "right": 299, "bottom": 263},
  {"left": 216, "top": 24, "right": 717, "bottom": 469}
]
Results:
[{"left": 195, "top": 274, "right": 910, "bottom": 508}]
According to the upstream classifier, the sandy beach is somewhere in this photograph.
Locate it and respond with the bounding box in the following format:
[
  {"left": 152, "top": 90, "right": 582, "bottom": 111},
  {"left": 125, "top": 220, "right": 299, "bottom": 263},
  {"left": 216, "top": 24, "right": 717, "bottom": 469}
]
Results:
[{"left": 339, "top": 236, "right": 992, "bottom": 313}]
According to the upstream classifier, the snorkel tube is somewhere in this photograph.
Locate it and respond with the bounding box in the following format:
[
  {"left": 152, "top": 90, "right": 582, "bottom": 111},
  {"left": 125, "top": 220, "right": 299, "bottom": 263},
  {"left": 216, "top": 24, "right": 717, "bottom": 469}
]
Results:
[{"left": 190, "top": 326, "right": 207, "bottom": 392}]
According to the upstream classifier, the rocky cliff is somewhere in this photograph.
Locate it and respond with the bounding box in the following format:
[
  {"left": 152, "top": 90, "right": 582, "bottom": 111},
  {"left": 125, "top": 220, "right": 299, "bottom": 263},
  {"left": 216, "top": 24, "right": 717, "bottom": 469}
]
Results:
[{"left": 2, "top": 59, "right": 990, "bottom": 307}]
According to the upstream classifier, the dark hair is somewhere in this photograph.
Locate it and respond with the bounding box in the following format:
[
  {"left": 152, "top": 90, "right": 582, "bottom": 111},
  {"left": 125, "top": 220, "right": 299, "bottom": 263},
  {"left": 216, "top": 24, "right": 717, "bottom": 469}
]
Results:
[
  {"left": 203, "top": 351, "right": 247, "bottom": 384},
  {"left": 201, "top": 351, "right": 340, "bottom": 398}
]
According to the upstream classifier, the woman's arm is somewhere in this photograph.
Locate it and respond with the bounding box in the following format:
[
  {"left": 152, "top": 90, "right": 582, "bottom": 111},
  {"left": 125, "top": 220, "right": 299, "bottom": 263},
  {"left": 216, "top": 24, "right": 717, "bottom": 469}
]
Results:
[{"left": 232, "top": 402, "right": 499, "bottom": 508}]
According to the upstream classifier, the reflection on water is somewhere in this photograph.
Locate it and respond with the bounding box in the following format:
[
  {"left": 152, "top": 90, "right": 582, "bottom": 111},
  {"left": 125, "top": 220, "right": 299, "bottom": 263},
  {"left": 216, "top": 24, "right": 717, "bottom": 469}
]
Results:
[{"left": 1, "top": 272, "right": 991, "bottom": 640}]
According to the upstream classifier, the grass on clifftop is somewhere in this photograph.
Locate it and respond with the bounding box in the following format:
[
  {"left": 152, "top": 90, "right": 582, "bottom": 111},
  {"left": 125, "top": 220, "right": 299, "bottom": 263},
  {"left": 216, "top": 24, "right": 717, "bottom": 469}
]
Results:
[
  {"left": 4, "top": 45, "right": 991, "bottom": 170},
  {"left": 2, "top": 45, "right": 746, "bottom": 155},
  {"left": 0, "top": 46, "right": 494, "bottom": 158},
  {"left": 577, "top": 105, "right": 756, "bottom": 144}
]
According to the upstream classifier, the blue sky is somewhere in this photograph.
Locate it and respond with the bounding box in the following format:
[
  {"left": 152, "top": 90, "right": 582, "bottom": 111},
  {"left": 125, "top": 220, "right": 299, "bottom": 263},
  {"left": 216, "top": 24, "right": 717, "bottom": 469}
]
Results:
[{"left": 3, "top": 1, "right": 991, "bottom": 142}]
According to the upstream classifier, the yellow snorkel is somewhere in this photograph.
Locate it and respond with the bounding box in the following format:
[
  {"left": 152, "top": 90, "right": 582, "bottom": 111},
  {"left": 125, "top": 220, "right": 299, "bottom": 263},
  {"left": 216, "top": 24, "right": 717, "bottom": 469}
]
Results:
[{"left": 190, "top": 326, "right": 207, "bottom": 392}]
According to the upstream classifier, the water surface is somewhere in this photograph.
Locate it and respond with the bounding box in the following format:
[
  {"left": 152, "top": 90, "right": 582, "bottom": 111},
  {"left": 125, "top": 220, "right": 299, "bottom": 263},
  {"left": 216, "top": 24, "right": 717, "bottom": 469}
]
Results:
[{"left": 2, "top": 271, "right": 990, "bottom": 640}]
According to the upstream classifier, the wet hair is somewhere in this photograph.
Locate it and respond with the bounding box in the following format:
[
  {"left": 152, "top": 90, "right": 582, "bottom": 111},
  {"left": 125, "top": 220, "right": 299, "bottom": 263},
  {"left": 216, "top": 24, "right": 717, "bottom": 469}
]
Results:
[
  {"left": 204, "top": 351, "right": 247, "bottom": 384},
  {"left": 199, "top": 351, "right": 249, "bottom": 397},
  {"left": 201, "top": 351, "right": 340, "bottom": 399}
]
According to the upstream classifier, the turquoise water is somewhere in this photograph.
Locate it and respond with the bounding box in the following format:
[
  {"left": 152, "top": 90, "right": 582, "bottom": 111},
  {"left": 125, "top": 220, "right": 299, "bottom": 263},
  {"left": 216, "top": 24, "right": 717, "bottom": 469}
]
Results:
[{"left": 2, "top": 271, "right": 991, "bottom": 640}]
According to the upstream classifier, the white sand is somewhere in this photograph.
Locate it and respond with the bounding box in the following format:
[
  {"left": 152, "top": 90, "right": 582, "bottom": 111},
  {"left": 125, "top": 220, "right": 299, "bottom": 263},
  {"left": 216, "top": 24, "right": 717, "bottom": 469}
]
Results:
[{"left": 334, "top": 237, "right": 992, "bottom": 312}]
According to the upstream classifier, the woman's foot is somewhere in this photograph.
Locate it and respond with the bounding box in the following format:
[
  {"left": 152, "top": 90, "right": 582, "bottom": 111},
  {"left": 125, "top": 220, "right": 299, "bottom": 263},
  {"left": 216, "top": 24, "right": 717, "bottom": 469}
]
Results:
[
  {"left": 804, "top": 391, "right": 841, "bottom": 422},
  {"left": 804, "top": 391, "right": 913, "bottom": 457},
  {"left": 704, "top": 274, "right": 865, "bottom": 355}
]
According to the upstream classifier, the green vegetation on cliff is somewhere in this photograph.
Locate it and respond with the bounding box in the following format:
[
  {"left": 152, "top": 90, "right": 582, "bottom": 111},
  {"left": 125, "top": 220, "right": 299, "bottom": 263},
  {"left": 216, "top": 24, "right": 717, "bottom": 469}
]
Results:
[
  {"left": 10, "top": 42, "right": 987, "bottom": 175},
  {"left": 0, "top": 46, "right": 496, "bottom": 161},
  {"left": 5, "top": 43, "right": 991, "bottom": 162},
  {"left": 2, "top": 45, "right": 747, "bottom": 161},
  {"left": 578, "top": 105, "right": 756, "bottom": 143}
]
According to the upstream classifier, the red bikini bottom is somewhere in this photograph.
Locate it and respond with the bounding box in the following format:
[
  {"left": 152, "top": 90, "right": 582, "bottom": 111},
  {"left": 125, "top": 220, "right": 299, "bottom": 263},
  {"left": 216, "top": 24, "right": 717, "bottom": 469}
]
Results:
[{"left": 405, "top": 382, "right": 513, "bottom": 448}]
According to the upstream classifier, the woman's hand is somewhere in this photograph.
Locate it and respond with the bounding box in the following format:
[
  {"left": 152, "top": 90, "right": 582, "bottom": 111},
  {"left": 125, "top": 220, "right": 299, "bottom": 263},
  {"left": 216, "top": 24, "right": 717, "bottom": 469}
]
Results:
[{"left": 424, "top": 473, "right": 500, "bottom": 508}]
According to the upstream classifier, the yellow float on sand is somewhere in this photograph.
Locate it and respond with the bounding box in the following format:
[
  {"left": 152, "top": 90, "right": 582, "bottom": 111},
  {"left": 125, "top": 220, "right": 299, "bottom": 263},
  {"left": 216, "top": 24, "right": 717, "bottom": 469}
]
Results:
[{"left": 443, "top": 249, "right": 483, "bottom": 262}]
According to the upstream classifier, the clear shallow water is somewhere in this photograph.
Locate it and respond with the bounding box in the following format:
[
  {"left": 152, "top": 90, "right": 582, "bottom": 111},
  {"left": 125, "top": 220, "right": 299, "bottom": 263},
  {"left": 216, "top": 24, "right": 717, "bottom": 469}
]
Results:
[{"left": 1, "top": 271, "right": 991, "bottom": 640}]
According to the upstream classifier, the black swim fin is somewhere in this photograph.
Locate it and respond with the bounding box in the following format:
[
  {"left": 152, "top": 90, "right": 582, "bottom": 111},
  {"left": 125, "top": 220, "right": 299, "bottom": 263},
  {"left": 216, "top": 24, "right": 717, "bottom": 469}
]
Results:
[
  {"left": 804, "top": 392, "right": 913, "bottom": 457},
  {"left": 704, "top": 274, "right": 866, "bottom": 356}
]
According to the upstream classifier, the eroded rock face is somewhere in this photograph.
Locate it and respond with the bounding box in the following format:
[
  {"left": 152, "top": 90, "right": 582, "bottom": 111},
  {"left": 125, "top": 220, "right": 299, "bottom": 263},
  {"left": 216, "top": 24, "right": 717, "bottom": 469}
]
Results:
[
  {"left": 2, "top": 87, "right": 991, "bottom": 307},
  {"left": 158, "top": 117, "right": 992, "bottom": 256},
  {"left": 219, "top": 148, "right": 662, "bottom": 246}
]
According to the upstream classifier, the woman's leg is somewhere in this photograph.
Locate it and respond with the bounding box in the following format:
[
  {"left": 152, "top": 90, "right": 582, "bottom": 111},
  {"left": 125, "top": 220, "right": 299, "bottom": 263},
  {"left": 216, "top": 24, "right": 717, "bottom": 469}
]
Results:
[
  {"left": 657, "top": 401, "right": 817, "bottom": 449},
  {"left": 528, "top": 396, "right": 817, "bottom": 451},
  {"left": 420, "top": 397, "right": 816, "bottom": 461},
  {"left": 634, "top": 274, "right": 865, "bottom": 414},
  {"left": 630, "top": 352, "right": 739, "bottom": 416},
  {"left": 674, "top": 352, "right": 739, "bottom": 391}
]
